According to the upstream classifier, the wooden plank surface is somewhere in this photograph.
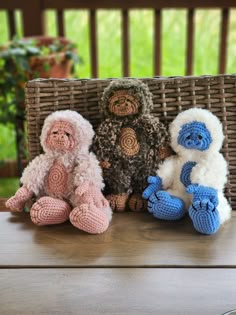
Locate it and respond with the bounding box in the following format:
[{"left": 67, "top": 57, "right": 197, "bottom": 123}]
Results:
[
  {"left": 0, "top": 210, "right": 236, "bottom": 267},
  {"left": 0, "top": 268, "right": 235, "bottom": 315}
]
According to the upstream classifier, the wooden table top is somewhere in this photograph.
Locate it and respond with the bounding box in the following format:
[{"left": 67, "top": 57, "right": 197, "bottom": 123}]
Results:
[{"left": 0, "top": 198, "right": 236, "bottom": 314}]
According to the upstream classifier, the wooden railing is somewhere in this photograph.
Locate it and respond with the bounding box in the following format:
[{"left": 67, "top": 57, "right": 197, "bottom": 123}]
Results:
[{"left": 0, "top": 0, "right": 236, "bottom": 178}]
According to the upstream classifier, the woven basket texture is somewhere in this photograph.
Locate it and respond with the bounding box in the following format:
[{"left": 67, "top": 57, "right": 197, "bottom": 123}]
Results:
[{"left": 25, "top": 75, "right": 236, "bottom": 208}]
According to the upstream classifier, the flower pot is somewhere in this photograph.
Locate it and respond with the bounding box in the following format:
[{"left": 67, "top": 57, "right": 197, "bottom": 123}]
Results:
[{"left": 27, "top": 36, "right": 75, "bottom": 78}]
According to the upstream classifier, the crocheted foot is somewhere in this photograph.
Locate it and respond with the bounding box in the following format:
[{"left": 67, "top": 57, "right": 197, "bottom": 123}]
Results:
[
  {"left": 30, "top": 197, "right": 71, "bottom": 226},
  {"left": 69, "top": 204, "right": 109, "bottom": 234},
  {"left": 128, "top": 194, "right": 147, "bottom": 212},
  {"left": 148, "top": 190, "right": 185, "bottom": 220},
  {"left": 189, "top": 199, "right": 220, "bottom": 234},
  {"left": 106, "top": 193, "right": 129, "bottom": 212}
]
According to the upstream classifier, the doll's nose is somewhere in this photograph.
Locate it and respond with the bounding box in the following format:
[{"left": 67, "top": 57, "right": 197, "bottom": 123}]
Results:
[
  {"left": 58, "top": 133, "right": 66, "bottom": 141},
  {"left": 119, "top": 96, "right": 126, "bottom": 103}
]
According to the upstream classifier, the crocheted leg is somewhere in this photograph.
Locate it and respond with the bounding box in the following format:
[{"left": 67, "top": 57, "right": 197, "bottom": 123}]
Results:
[
  {"left": 69, "top": 204, "right": 109, "bottom": 234},
  {"left": 106, "top": 193, "right": 129, "bottom": 212},
  {"left": 30, "top": 197, "right": 71, "bottom": 226},
  {"left": 128, "top": 194, "right": 147, "bottom": 212},
  {"left": 148, "top": 190, "right": 185, "bottom": 220},
  {"left": 189, "top": 199, "right": 220, "bottom": 234}
]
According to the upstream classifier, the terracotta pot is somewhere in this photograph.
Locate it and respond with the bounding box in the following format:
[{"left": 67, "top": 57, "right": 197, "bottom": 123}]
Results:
[{"left": 27, "top": 36, "right": 75, "bottom": 79}]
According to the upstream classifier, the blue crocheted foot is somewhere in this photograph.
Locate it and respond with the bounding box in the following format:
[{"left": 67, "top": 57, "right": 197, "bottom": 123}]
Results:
[
  {"left": 189, "top": 199, "right": 220, "bottom": 235},
  {"left": 148, "top": 190, "right": 186, "bottom": 221}
]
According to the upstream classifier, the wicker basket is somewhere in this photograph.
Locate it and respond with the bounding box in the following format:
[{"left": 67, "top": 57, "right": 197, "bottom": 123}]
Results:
[{"left": 25, "top": 75, "right": 236, "bottom": 208}]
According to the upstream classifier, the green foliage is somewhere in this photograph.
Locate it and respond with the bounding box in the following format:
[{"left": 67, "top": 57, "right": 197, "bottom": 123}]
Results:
[
  {"left": 0, "top": 178, "right": 20, "bottom": 197},
  {"left": 0, "top": 36, "right": 80, "bottom": 125}
]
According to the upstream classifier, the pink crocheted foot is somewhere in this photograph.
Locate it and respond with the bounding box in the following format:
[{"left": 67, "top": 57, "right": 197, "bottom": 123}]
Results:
[
  {"left": 30, "top": 197, "right": 71, "bottom": 226},
  {"left": 69, "top": 204, "right": 109, "bottom": 234}
]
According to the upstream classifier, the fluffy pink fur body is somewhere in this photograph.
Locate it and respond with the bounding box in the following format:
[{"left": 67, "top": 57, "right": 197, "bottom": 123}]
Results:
[{"left": 6, "top": 110, "right": 112, "bottom": 234}]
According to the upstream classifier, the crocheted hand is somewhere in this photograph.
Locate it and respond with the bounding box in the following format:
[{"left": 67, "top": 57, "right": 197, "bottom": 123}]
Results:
[
  {"left": 186, "top": 184, "right": 220, "bottom": 234},
  {"left": 142, "top": 176, "right": 162, "bottom": 200},
  {"left": 186, "top": 184, "right": 219, "bottom": 207},
  {"left": 75, "top": 182, "right": 109, "bottom": 208},
  {"left": 100, "top": 160, "right": 111, "bottom": 169},
  {"left": 5, "top": 186, "right": 33, "bottom": 212}
]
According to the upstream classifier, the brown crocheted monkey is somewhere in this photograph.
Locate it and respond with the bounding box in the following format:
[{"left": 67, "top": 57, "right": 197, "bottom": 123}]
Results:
[{"left": 92, "top": 79, "right": 171, "bottom": 212}]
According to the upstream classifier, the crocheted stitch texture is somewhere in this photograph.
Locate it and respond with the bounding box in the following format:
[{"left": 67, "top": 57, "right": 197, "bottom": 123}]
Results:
[
  {"left": 92, "top": 79, "right": 171, "bottom": 211},
  {"left": 142, "top": 108, "right": 231, "bottom": 234},
  {"left": 187, "top": 184, "right": 220, "bottom": 234},
  {"left": 147, "top": 190, "right": 186, "bottom": 221},
  {"left": 180, "top": 161, "right": 197, "bottom": 187},
  {"left": 6, "top": 110, "right": 112, "bottom": 234}
]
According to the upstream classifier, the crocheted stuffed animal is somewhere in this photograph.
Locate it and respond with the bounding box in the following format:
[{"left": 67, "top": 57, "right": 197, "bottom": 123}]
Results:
[
  {"left": 143, "top": 108, "right": 231, "bottom": 234},
  {"left": 6, "top": 110, "right": 112, "bottom": 234},
  {"left": 92, "top": 79, "right": 171, "bottom": 212}
]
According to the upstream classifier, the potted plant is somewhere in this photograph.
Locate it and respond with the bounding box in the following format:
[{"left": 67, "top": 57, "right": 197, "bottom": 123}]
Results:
[{"left": 0, "top": 36, "right": 80, "bottom": 175}]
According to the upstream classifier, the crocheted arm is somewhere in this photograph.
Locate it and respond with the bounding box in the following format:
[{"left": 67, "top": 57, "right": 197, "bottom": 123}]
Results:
[
  {"left": 143, "top": 156, "right": 177, "bottom": 199},
  {"left": 140, "top": 116, "right": 172, "bottom": 162},
  {"left": 6, "top": 154, "right": 52, "bottom": 212},
  {"left": 5, "top": 186, "right": 33, "bottom": 212},
  {"left": 75, "top": 182, "right": 109, "bottom": 208},
  {"left": 73, "top": 152, "right": 108, "bottom": 208},
  {"left": 190, "top": 154, "right": 228, "bottom": 190},
  {"left": 92, "top": 119, "right": 120, "bottom": 169}
]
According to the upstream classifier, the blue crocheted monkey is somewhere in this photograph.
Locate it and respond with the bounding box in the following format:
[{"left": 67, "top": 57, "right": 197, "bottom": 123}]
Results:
[{"left": 143, "top": 108, "right": 231, "bottom": 234}]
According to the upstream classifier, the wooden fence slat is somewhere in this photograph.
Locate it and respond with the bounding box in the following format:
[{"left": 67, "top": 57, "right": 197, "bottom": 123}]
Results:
[
  {"left": 219, "top": 8, "right": 229, "bottom": 74},
  {"left": 56, "top": 9, "right": 65, "bottom": 37},
  {"left": 122, "top": 9, "right": 130, "bottom": 77},
  {"left": 7, "top": 10, "right": 16, "bottom": 39},
  {"left": 42, "top": 0, "right": 236, "bottom": 10},
  {"left": 154, "top": 9, "right": 162, "bottom": 76},
  {"left": 186, "top": 8, "right": 195, "bottom": 75},
  {"left": 89, "top": 9, "right": 98, "bottom": 78},
  {"left": 22, "top": 0, "right": 45, "bottom": 36},
  {"left": 0, "top": 160, "right": 27, "bottom": 178}
]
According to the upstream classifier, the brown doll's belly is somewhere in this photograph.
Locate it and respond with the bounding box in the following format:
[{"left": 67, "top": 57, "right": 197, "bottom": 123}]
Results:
[
  {"left": 45, "top": 161, "right": 71, "bottom": 199},
  {"left": 119, "top": 127, "right": 140, "bottom": 157}
]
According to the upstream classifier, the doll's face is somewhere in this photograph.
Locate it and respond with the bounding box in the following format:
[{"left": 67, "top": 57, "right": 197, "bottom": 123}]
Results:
[
  {"left": 108, "top": 90, "right": 139, "bottom": 116},
  {"left": 46, "top": 120, "right": 76, "bottom": 152},
  {"left": 177, "top": 121, "right": 212, "bottom": 151}
]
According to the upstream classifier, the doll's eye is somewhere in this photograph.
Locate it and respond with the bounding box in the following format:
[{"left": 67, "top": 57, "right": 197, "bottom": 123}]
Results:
[
  {"left": 114, "top": 100, "right": 119, "bottom": 105},
  {"left": 65, "top": 132, "right": 70, "bottom": 137},
  {"left": 186, "top": 135, "right": 191, "bottom": 140},
  {"left": 52, "top": 131, "right": 58, "bottom": 135},
  {"left": 198, "top": 135, "right": 203, "bottom": 140}
]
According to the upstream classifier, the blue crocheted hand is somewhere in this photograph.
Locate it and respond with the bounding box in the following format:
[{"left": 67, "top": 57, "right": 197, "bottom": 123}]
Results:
[
  {"left": 142, "top": 176, "right": 162, "bottom": 200},
  {"left": 186, "top": 184, "right": 218, "bottom": 206},
  {"left": 186, "top": 184, "right": 220, "bottom": 234}
]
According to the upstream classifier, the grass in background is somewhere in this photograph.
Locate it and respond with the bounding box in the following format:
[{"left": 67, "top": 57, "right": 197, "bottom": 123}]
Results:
[{"left": 0, "top": 9, "right": 236, "bottom": 196}]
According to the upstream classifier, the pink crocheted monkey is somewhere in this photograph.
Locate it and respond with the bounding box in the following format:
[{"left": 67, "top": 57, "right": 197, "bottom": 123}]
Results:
[{"left": 6, "top": 110, "right": 112, "bottom": 234}]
